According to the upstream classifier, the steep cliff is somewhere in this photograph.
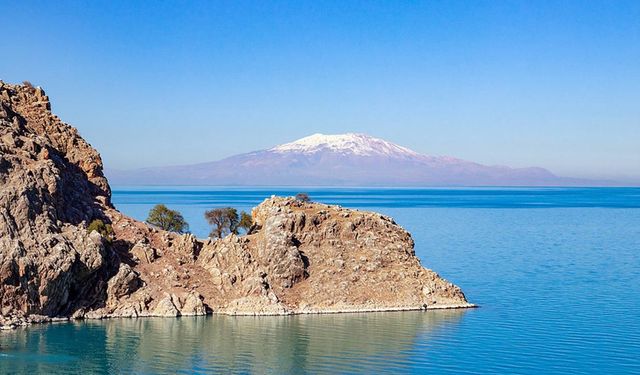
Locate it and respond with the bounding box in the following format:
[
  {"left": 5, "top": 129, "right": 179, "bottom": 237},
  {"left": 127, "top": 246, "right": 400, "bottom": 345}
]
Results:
[
  {"left": 0, "top": 81, "right": 113, "bottom": 324},
  {"left": 0, "top": 81, "right": 472, "bottom": 328}
]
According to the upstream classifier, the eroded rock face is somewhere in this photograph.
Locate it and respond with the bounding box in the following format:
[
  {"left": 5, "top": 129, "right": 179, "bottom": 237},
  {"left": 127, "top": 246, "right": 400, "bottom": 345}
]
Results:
[
  {"left": 243, "top": 197, "right": 469, "bottom": 313},
  {"left": 0, "top": 81, "right": 472, "bottom": 327},
  {"left": 0, "top": 81, "right": 112, "bottom": 320}
]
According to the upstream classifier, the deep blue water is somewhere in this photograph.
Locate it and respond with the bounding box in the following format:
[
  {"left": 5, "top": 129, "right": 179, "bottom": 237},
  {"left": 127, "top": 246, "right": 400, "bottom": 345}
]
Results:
[{"left": 1, "top": 187, "right": 639, "bottom": 374}]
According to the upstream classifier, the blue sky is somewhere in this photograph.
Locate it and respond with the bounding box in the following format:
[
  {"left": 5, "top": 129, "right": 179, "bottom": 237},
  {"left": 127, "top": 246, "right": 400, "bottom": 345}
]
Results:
[{"left": 2, "top": 1, "right": 639, "bottom": 182}]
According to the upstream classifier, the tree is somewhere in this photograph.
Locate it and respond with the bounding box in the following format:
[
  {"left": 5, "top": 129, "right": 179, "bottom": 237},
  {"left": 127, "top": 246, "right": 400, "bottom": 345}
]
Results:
[
  {"left": 87, "top": 219, "right": 114, "bottom": 242},
  {"left": 205, "top": 207, "right": 239, "bottom": 239},
  {"left": 295, "top": 192, "right": 310, "bottom": 202},
  {"left": 146, "top": 204, "right": 189, "bottom": 233},
  {"left": 238, "top": 211, "right": 253, "bottom": 234}
]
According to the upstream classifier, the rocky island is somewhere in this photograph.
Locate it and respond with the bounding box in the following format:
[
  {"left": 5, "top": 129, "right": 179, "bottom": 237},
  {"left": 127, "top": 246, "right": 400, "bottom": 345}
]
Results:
[{"left": 0, "top": 81, "right": 473, "bottom": 329}]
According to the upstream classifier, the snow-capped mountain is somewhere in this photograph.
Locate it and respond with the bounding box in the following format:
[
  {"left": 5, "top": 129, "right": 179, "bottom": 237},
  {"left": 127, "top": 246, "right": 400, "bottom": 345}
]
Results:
[
  {"left": 270, "top": 133, "right": 421, "bottom": 158},
  {"left": 107, "top": 133, "right": 588, "bottom": 186}
]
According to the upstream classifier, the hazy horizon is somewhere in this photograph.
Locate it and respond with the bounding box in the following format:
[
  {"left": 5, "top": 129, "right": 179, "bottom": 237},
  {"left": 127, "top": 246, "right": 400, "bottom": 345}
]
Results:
[
  {"left": 105, "top": 133, "right": 640, "bottom": 188},
  {"left": 2, "top": 1, "right": 639, "bottom": 183}
]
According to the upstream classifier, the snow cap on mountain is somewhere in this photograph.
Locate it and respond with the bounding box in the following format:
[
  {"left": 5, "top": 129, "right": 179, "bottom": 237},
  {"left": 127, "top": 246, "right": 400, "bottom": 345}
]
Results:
[{"left": 270, "top": 133, "right": 421, "bottom": 158}]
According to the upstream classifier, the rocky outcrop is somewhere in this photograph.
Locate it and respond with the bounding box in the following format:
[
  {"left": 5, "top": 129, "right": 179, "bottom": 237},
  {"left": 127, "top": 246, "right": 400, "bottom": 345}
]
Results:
[
  {"left": 0, "top": 81, "right": 112, "bottom": 323},
  {"left": 0, "top": 81, "right": 472, "bottom": 328}
]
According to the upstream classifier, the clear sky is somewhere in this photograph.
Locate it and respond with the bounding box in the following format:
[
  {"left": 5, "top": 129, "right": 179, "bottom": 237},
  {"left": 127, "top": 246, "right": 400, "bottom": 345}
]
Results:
[{"left": 2, "top": 1, "right": 639, "bottom": 182}]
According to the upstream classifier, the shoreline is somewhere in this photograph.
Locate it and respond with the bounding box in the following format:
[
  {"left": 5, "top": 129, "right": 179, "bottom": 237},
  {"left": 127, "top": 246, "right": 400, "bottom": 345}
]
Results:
[
  {"left": 219, "top": 302, "right": 478, "bottom": 316},
  {"left": 0, "top": 303, "right": 477, "bottom": 330}
]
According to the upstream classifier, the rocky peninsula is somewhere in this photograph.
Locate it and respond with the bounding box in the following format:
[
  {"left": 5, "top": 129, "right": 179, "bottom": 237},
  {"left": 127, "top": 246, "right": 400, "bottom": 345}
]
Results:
[{"left": 0, "top": 81, "right": 473, "bottom": 329}]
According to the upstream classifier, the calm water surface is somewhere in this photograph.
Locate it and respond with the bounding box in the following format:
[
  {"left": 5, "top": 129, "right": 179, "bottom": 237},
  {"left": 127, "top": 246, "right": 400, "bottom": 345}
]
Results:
[{"left": 1, "top": 187, "right": 639, "bottom": 374}]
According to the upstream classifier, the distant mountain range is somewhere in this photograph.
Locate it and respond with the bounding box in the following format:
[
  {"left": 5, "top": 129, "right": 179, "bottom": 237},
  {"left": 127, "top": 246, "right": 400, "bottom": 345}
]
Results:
[{"left": 107, "top": 133, "right": 600, "bottom": 186}]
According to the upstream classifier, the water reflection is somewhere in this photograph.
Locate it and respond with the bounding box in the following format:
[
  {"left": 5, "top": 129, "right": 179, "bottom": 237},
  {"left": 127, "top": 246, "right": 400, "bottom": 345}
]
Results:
[{"left": 0, "top": 310, "right": 466, "bottom": 374}]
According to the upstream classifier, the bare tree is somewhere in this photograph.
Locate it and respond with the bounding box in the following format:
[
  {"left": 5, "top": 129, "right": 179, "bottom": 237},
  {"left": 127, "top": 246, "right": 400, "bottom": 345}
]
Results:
[{"left": 205, "top": 207, "right": 239, "bottom": 238}]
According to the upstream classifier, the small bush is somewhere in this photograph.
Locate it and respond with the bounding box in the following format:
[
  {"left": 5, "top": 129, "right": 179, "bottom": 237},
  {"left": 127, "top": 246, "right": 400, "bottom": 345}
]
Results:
[
  {"left": 295, "top": 192, "right": 310, "bottom": 202},
  {"left": 87, "top": 219, "right": 114, "bottom": 242},
  {"left": 22, "top": 80, "right": 34, "bottom": 88}
]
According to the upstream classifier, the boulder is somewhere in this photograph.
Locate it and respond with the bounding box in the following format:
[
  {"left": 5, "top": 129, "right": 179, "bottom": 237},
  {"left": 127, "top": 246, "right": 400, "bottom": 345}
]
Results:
[
  {"left": 179, "top": 292, "right": 207, "bottom": 316},
  {"left": 151, "top": 294, "right": 180, "bottom": 317}
]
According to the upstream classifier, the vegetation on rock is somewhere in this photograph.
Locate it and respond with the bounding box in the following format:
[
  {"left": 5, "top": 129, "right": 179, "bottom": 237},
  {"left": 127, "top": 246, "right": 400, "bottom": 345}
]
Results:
[
  {"left": 238, "top": 211, "right": 253, "bottom": 233},
  {"left": 146, "top": 204, "right": 189, "bottom": 233},
  {"left": 87, "top": 219, "right": 114, "bottom": 242},
  {"left": 204, "top": 207, "right": 239, "bottom": 238},
  {"left": 295, "top": 192, "right": 311, "bottom": 202}
]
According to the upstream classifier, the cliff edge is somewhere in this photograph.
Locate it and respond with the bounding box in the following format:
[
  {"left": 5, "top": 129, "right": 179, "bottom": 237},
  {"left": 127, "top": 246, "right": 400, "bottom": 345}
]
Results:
[{"left": 0, "top": 81, "right": 472, "bottom": 328}]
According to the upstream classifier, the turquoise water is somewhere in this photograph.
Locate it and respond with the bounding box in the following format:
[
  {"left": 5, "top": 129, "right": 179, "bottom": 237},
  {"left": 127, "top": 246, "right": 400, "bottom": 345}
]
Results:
[{"left": 1, "top": 187, "right": 639, "bottom": 374}]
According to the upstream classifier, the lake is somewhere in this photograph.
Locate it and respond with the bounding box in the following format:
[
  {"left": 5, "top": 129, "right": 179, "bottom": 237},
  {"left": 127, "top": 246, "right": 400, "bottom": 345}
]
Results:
[{"left": 1, "top": 187, "right": 639, "bottom": 374}]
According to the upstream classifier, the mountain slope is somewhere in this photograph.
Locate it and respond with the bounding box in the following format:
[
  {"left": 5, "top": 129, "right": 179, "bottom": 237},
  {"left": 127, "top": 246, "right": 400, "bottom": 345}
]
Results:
[{"left": 108, "top": 133, "right": 587, "bottom": 186}]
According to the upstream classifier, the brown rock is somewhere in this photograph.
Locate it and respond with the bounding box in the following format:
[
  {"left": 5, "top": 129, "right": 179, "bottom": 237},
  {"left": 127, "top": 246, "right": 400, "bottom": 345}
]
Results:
[
  {"left": 151, "top": 294, "right": 180, "bottom": 317},
  {"left": 0, "top": 81, "right": 473, "bottom": 328},
  {"left": 106, "top": 264, "right": 142, "bottom": 301},
  {"left": 179, "top": 292, "right": 207, "bottom": 316},
  {"left": 130, "top": 241, "right": 157, "bottom": 264}
]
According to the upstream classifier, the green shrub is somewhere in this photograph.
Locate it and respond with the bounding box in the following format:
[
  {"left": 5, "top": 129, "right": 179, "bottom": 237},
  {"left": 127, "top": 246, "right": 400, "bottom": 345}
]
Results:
[
  {"left": 238, "top": 211, "right": 253, "bottom": 234},
  {"left": 205, "top": 207, "right": 239, "bottom": 238},
  {"left": 87, "top": 219, "right": 114, "bottom": 242},
  {"left": 146, "top": 204, "right": 189, "bottom": 233}
]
